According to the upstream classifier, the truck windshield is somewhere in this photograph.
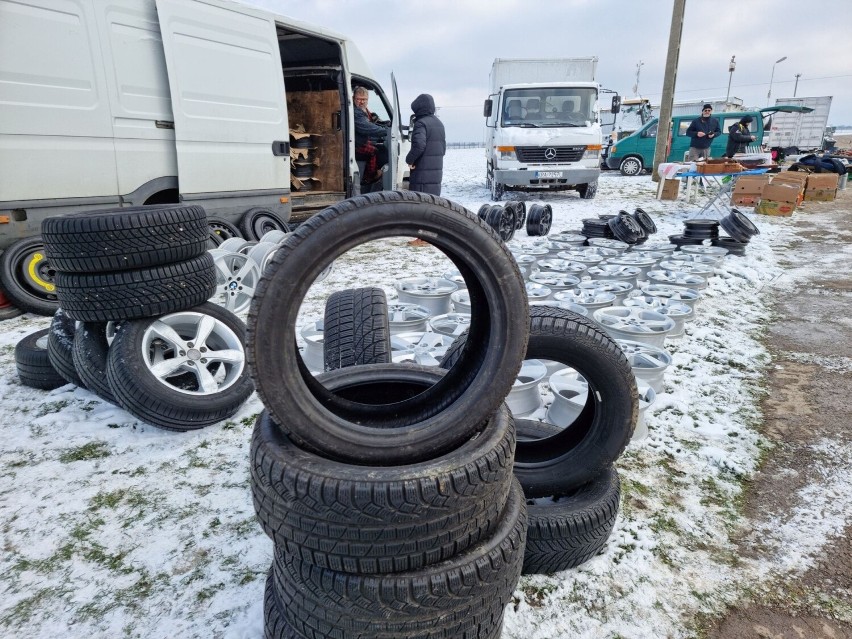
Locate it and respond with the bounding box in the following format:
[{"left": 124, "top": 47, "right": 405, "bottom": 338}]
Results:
[{"left": 501, "top": 88, "right": 596, "bottom": 127}]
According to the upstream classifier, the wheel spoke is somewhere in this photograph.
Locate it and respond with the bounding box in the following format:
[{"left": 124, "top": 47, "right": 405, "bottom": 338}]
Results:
[
  {"left": 150, "top": 356, "right": 190, "bottom": 379},
  {"left": 193, "top": 315, "right": 217, "bottom": 347},
  {"left": 207, "top": 348, "right": 244, "bottom": 365},
  {"left": 148, "top": 321, "right": 187, "bottom": 349},
  {"left": 195, "top": 365, "right": 220, "bottom": 393}
]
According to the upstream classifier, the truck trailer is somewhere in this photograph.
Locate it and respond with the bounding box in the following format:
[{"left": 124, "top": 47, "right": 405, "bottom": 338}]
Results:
[
  {"left": 764, "top": 96, "right": 833, "bottom": 154},
  {"left": 483, "top": 58, "right": 619, "bottom": 200}
]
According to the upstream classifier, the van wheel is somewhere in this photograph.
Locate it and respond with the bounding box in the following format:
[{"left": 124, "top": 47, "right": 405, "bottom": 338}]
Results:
[
  {"left": 239, "top": 208, "right": 289, "bottom": 241},
  {"left": 491, "top": 180, "right": 504, "bottom": 201},
  {"left": 619, "top": 156, "right": 644, "bottom": 176},
  {"left": 0, "top": 236, "right": 59, "bottom": 316},
  {"left": 577, "top": 181, "right": 598, "bottom": 199}
]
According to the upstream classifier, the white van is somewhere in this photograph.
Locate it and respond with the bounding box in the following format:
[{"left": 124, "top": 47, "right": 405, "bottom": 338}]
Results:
[{"left": 0, "top": 0, "right": 405, "bottom": 252}]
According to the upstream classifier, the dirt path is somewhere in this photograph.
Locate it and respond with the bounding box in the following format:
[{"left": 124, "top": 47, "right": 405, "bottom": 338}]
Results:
[{"left": 702, "top": 186, "right": 852, "bottom": 638}]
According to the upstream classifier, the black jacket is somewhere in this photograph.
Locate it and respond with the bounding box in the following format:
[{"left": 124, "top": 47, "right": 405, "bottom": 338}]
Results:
[
  {"left": 725, "top": 122, "right": 753, "bottom": 157},
  {"left": 686, "top": 115, "right": 721, "bottom": 150},
  {"left": 405, "top": 94, "right": 446, "bottom": 196},
  {"left": 354, "top": 107, "right": 388, "bottom": 148}
]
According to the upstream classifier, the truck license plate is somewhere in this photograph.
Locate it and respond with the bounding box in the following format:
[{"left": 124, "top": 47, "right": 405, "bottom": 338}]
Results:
[{"left": 536, "top": 171, "right": 564, "bottom": 178}]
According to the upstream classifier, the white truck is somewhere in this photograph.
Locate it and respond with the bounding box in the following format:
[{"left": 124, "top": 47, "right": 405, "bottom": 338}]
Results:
[
  {"left": 483, "top": 57, "right": 619, "bottom": 200},
  {"left": 0, "top": 0, "right": 405, "bottom": 254},
  {"left": 764, "top": 96, "right": 833, "bottom": 154}
]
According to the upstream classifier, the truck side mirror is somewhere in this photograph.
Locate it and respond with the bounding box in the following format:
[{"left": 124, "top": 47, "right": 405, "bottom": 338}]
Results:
[
  {"left": 611, "top": 95, "right": 621, "bottom": 114},
  {"left": 483, "top": 99, "right": 493, "bottom": 118}
]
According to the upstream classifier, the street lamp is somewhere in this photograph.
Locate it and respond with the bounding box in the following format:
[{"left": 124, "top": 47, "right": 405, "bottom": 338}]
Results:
[
  {"left": 767, "top": 56, "right": 787, "bottom": 106},
  {"left": 725, "top": 55, "right": 736, "bottom": 103}
]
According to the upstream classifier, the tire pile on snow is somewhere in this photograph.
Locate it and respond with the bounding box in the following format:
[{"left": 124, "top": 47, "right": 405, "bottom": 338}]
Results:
[
  {"left": 248, "top": 192, "right": 532, "bottom": 638},
  {"left": 477, "top": 201, "right": 552, "bottom": 241},
  {"left": 14, "top": 204, "right": 254, "bottom": 430}
]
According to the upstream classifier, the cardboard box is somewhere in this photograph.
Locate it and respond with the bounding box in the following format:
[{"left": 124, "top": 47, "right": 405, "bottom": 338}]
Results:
[
  {"left": 731, "top": 175, "right": 771, "bottom": 206},
  {"left": 756, "top": 182, "right": 800, "bottom": 216},
  {"left": 803, "top": 173, "right": 838, "bottom": 202},
  {"left": 659, "top": 178, "right": 680, "bottom": 200},
  {"left": 755, "top": 200, "right": 795, "bottom": 216},
  {"left": 696, "top": 161, "right": 744, "bottom": 175},
  {"left": 770, "top": 173, "right": 806, "bottom": 205}
]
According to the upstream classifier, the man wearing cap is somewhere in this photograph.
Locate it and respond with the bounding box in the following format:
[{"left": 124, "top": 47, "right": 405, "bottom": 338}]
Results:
[
  {"left": 725, "top": 115, "right": 757, "bottom": 158},
  {"left": 685, "top": 103, "right": 721, "bottom": 161}
]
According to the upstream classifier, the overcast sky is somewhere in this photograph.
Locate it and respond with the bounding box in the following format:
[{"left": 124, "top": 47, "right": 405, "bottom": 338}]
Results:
[{"left": 243, "top": 0, "right": 852, "bottom": 142}]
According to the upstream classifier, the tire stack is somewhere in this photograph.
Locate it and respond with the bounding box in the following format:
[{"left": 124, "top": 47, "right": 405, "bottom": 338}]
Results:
[
  {"left": 21, "top": 204, "right": 255, "bottom": 431},
  {"left": 247, "top": 191, "right": 531, "bottom": 639},
  {"left": 670, "top": 218, "right": 718, "bottom": 248},
  {"left": 716, "top": 208, "right": 760, "bottom": 256},
  {"left": 607, "top": 211, "right": 646, "bottom": 245},
  {"left": 581, "top": 217, "right": 615, "bottom": 240}
]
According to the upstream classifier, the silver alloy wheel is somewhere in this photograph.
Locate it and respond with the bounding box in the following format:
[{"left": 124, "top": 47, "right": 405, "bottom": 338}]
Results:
[
  {"left": 615, "top": 339, "right": 672, "bottom": 394},
  {"left": 245, "top": 241, "right": 279, "bottom": 275},
  {"left": 534, "top": 260, "right": 587, "bottom": 276},
  {"left": 141, "top": 310, "right": 245, "bottom": 395},
  {"left": 605, "top": 254, "right": 658, "bottom": 279},
  {"left": 514, "top": 254, "right": 540, "bottom": 271},
  {"left": 541, "top": 241, "right": 579, "bottom": 256},
  {"left": 633, "top": 242, "right": 677, "bottom": 254},
  {"left": 217, "top": 237, "right": 250, "bottom": 253},
  {"left": 585, "top": 264, "right": 641, "bottom": 286},
  {"left": 555, "top": 249, "right": 605, "bottom": 266},
  {"left": 387, "top": 303, "right": 431, "bottom": 334},
  {"left": 664, "top": 252, "right": 722, "bottom": 268},
  {"left": 390, "top": 331, "right": 454, "bottom": 366},
  {"left": 577, "top": 279, "right": 634, "bottom": 303},
  {"left": 507, "top": 359, "right": 548, "bottom": 417},
  {"left": 592, "top": 306, "right": 676, "bottom": 347},
  {"left": 299, "top": 319, "right": 324, "bottom": 372},
  {"left": 259, "top": 229, "right": 290, "bottom": 244},
  {"left": 645, "top": 269, "right": 708, "bottom": 290},
  {"left": 546, "top": 367, "right": 589, "bottom": 427},
  {"left": 549, "top": 233, "right": 586, "bottom": 246},
  {"left": 552, "top": 288, "right": 617, "bottom": 311},
  {"left": 394, "top": 277, "right": 459, "bottom": 315},
  {"left": 528, "top": 272, "right": 582, "bottom": 291},
  {"left": 681, "top": 245, "right": 729, "bottom": 258},
  {"left": 442, "top": 268, "right": 467, "bottom": 291},
  {"left": 208, "top": 249, "right": 261, "bottom": 313},
  {"left": 586, "top": 238, "right": 629, "bottom": 252},
  {"left": 428, "top": 312, "right": 472, "bottom": 337},
  {"left": 658, "top": 260, "right": 714, "bottom": 279},
  {"left": 639, "top": 284, "right": 701, "bottom": 310},
  {"left": 623, "top": 295, "right": 694, "bottom": 338},
  {"left": 525, "top": 282, "right": 553, "bottom": 301},
  {"left": 633, "top": 382, "right": 656, "bottom": 442},
  {"left": 449, "top": 289, "right": 471, "bottom": 314}
]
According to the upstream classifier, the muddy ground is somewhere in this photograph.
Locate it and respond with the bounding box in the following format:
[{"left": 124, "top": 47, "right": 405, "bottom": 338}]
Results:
[{"left": 702, "top": 183, "right": 852, "bottom": 637}]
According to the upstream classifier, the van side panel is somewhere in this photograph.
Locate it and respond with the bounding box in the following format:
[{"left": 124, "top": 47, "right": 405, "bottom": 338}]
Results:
[
  {"left": 0, "top": 0, "right": 119, "bottom": 200},
  {"left": 94, "top": 0, "right": 177, "bottom": 199},
  {"left": 155, "top": 0, "right": 288, "bottom": 197}
]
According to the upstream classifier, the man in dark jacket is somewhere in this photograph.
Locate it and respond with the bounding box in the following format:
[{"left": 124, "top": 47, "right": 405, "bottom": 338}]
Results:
[
  {"left": 406, "top": 94, "right": 446, "bottom": 196},
  {"left": 725, "top": 115, "right": 756, "bottom": 158},
  {"left": 353, "top": 86, "right": 389, "bottom": 185},
  {"left": 685, "top": 104, "right": 721, "bottom": 161}
]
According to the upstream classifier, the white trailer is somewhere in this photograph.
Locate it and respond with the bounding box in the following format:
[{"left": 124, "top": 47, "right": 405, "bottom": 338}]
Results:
[
  {"left": 764, "top": 96, "right": 833, "bottom": 153},
  {"left": 483, "top": 58, "right": 618, "bottom": 200}
]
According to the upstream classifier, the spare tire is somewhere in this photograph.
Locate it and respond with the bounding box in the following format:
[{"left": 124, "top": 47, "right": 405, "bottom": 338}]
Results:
[{"left": 247, "top": 191, "right": 529, "bottom": 465}]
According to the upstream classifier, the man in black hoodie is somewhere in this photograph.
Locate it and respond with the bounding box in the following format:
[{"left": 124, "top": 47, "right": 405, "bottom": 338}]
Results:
[
  {"left": 406, "top": 94, "right": 446, "bottom": 196},
  {"left": 685, "top": 103, "right": 721, "bottom": 161}
]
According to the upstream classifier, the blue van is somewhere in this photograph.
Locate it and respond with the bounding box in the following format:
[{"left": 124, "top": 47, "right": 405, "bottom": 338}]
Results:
[{"left": 605, "top": 106, "right": 812, "bottom": 175}]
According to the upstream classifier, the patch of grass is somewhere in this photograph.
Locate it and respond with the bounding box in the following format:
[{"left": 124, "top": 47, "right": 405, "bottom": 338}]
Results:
[
  {"left": 196, "top": 582, "right": 225, "bottom": 602},
  {"left": 59, "top": 441, "right": 110, "bottom": 463},
  {"left": 1, "top": 585, "right": 72, "bottom": 627},
  {"left": 521, "top": 582, "right": 558, "bottom": 607},
  {"left": 34, "top": 400, "right": 70, "bottom": 417}
]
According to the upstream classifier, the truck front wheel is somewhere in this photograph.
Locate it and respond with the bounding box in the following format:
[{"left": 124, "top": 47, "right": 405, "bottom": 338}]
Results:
[
  {"left": 619, "top": 156, "right": 644, "bottom": 176},
  {"left": 577, "top": 181, "right": 598, "bottom": 199},
  {"left": 491, "top": 179, "right": 504, "bottom": 201}
]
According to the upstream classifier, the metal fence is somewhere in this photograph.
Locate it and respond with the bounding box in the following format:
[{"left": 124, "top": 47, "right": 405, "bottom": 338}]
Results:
[{"left": 447, "top": 142, "right": 485, "bottom": 149}]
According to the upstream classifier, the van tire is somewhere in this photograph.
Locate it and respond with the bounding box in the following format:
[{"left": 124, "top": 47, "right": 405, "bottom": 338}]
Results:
[
  {"left": 0, "top": 237, "right": 59, "bottom": 316},
  {"left": 323, "top": 287, "right": 391, "bottom": 371},
  {"left": 239, "top": 208, "right": 289, "bottom": 241},
  {"left": 247, "top": 190, "right": 529, "bottom": 465},
  {"left": 208, "top": 217, "right": 243, "bottom": 247},
  {"left": 55, "top": 253, "right": 217, "bottom": 322},
  {"left": 73, "top": 322, "right": 116, "bottom": 403},
  {"left": 619, "top": 156, "right": 644, "bottom": 176},
  {"left": 250, "top": 403, "right": 515, "bottom": 574},
  {"left": 15, "top": 329, "right": 66, "bottom": 390},
  {"left": 47, "top": 308, "right": 85, "bottom": 388},
  {"left": 578, "top": 181, "right": 598, "bottom": 199}
]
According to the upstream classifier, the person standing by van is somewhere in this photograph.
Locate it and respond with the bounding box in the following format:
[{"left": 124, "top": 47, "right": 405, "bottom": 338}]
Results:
[
  {"left": 685, "top": 104, "right": 721, "bottom": 161},
  {"left": 725, "top": 115, "right": 756, "bottom": 158},
  {"left": 406, "top": 94, "right": 446, "bottom": 196}
]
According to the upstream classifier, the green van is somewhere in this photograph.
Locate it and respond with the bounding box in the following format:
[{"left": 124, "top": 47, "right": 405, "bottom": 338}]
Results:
[{"left": 604, "top": 106, "right": 812, "bottom": 176}]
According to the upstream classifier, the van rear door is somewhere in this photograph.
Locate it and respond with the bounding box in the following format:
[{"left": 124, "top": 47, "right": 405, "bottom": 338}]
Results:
[{"left": 154, "top": 0, "right": 288, "bottom": 200}]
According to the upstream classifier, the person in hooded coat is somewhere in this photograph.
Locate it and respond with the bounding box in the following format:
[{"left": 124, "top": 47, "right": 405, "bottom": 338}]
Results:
[
  {"left": 724, "top": 115, "right": 756, "bottom": 158},
  {"left": 406, "top": 94, "right": 446, "bottom": 196}
]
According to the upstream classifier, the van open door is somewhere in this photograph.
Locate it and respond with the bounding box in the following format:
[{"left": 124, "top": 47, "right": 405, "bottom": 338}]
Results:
[
  {"left": 382, "top": 72, "right": 402, "bottom": 191},
  {"left": 155, "top": 0, "right": 289, "bottom": 204}
]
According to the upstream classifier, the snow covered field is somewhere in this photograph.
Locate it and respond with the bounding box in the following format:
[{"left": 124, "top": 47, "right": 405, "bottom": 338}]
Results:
[{"left": 0, "top": 148, "right": 837, "bottom": 638}]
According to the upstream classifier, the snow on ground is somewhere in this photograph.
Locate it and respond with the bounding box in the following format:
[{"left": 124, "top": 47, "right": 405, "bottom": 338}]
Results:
[{"left": 0, "top": 148, "right": 845, "bottom": 638}]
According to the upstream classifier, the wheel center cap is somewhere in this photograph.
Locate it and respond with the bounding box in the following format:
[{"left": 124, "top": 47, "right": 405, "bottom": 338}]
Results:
[{"left": 187, "top": 348, "right": 202, "bottom": 360}]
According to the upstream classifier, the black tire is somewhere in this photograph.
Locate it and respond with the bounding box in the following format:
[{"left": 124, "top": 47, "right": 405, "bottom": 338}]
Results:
[
  {"left": 633, "top": 208, "right": 657, "bottom": 235},
  {"left": 15, "top": 329, "right": 66, "bottom": 390},
  {"left": 323, "top": 287, "right": 391, "bottom": 371},
  {"left": 581, "top": 217, "right": 613, "bottom": 239},
  {"left": 577, "top": 181, "right": 598, "bottom": 199},
  {"left": 718, "top": 216, "right": 751, "bottom": 243},
  {"left": 0, "top": 237, "right": 59, "bottom": 316},
  {"left": 607, "top": 211, "right": 643, "bottom": 244},
  {"left": 491, "top": 179, "right": 505, "bottom": 201},
  {"left": 526, "top": 203, "right": 553, "bottom": 237},
  {"left": 682, "top": 219, "right": 720, "bottom": 240},
  {"left": 619, "top": 155, "right": 644, "bottom": 176},
  {"left": 269, "top": 479, "right": 526, "bottom": 639},
  {"left": 251, "top": 390, "right": 515, "bottom": 573},
  {"left": 728, "top": 208, "right": 760, "bottom": 237},
  {"left": 106, "top": 302, "right": 254, "bottom": 430},
  {"left": 47, "top": 308, "right": 85, "bottom": 388},
  {"left": 40, "top": 205, "right": 208, "bottom": 272},
  {"left": 712, "top": 236, "right": 748, "bottom": 256},
  {"left": 443, "top": 305, "right": 637, "bottom": 496},
  {"left": 73, "top": 322, "right": 116, "bottom": 403},
  {"left": 239, "top": 207, "right": 290, "bottom": 241},
  {"left": 477, "top": 203, "right": 491, "bottom": 219},
  {"left": 485, "top": 204, "right": 516, "bottom": 242},
  {"left": 518, "top": 428, "right": 621, "bottom": 575},
  {"left": 208, "top": 216, "right": 243, "bottom": 248},
  {"left": 263, "top": 570, "right": 303, "bottom": 639},
  {"left": 506, "top": 201, "right": 527, "bottom": 230},
  {"left": 55, "top": 253, "right": 217, "bottom": 322},
  {"left": 247, "top": 191, "right": 529, "bottom": 465}
]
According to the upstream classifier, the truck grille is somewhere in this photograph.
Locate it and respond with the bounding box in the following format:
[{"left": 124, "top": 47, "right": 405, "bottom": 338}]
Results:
[{"left": 515, "top": 146, "right": 586, "bottom": 163}]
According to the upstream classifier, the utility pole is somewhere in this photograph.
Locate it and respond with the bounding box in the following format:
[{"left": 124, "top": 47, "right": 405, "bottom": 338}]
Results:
[
  {"left": 652, "top": 0, "right": 686, "bottom": 182},
  {"left": 632, "top": 60, "right": 644, "bottom": 96},
  {"left": 725, "top": 55, "right": 736, "bottom": 103},
  {"left": 794, "top": 73, "right": 801, "bottom": 96}
]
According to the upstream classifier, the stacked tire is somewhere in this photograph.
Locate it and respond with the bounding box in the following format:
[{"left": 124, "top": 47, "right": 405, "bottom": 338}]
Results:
[
  {"left": 17, "top": 204, "right": 255, "bottom": 431},
  {"left": 716, "top": 208, "right": 760, "bottom": 255},
  {"left": 247, "top": 191, "right": 530, "bottom": 638}
]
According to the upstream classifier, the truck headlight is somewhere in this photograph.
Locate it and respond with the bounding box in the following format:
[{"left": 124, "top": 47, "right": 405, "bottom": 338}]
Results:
[
  {"left": 583, "top": 144, "right": 602, "bottom": 160},
  {"left": 496, "top": 145, "right": 516, "bottom": 160}
]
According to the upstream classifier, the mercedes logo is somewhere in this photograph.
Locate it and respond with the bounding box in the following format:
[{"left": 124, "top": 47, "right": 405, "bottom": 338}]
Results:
[{"left": 544, "top": 147, "right": 557, "bottom": 160}]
